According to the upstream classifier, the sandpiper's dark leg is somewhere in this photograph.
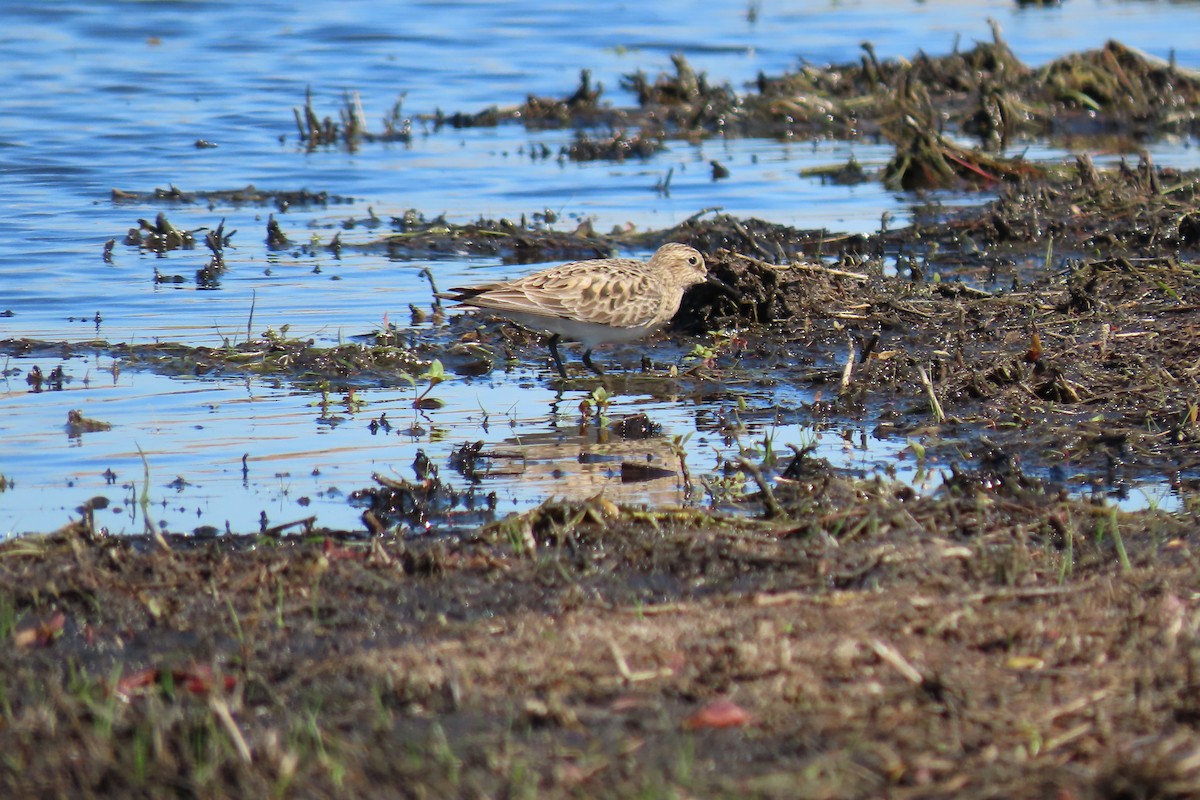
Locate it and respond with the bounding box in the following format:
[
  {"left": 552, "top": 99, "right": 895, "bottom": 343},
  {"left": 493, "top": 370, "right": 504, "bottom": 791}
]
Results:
[
  {"left": 548, "top": 335, "right": 568, "bottom": 380},
  {"left": 581, "top": 348, "right": 605, "bottom": 375}
]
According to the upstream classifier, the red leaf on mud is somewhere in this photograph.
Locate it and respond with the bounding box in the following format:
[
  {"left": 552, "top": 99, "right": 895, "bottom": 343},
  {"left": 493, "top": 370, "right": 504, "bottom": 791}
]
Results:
[
  {"left": 13, "top": 611, "right": 65, "bottom": 648},
  {"left": 322, "top": 537, "right": 362, "bottom": 560},
  {"left": 682, "top": 699, "right": 755, "bottom": 730},
  {"left": 114, "top": 663, "right": 235, "bottom": 700},
  {"left": 115, "top": 667, "right": 161, "bottom": 699},
  {"left": 172, "top": 663, "right": 237, "bottom": 695}
]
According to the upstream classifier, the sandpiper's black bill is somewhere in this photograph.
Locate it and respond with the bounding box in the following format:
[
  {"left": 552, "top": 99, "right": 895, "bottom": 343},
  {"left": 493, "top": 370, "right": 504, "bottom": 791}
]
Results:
[{"left": 705, "top": 273, "right": 742, "bottom": 299}]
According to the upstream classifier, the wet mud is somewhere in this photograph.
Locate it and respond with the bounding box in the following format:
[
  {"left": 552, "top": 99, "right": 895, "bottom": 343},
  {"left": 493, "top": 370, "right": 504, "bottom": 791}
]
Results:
[
  {"left": 6, "top": 36, "right": 1200, "bottom": 799},
  {"left": 3, "top": 477, "right": 1199, "bottom": 798}
]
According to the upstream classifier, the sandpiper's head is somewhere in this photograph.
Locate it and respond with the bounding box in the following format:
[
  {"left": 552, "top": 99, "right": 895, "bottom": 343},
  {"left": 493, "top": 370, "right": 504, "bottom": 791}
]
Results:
[{"left": 652, "top": 242, "right": 708, "bottom": 289}]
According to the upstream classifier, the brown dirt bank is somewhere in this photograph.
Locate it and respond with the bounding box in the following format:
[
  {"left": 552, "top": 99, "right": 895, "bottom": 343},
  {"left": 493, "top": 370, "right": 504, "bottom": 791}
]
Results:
[{"left": 3, "top": 471, "right": 1200, "bottom": 798}]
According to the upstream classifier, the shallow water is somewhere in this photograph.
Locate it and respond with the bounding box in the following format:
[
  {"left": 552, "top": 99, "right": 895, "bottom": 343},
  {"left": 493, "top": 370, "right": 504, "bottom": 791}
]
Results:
[{"left": 3, "top": 0, "right": 1200, "bottom": 537}]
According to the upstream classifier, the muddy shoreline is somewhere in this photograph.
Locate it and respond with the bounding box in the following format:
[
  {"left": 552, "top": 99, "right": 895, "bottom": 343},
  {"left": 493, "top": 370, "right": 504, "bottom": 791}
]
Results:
[
  {"left": 11, "top": 156, "right": 1200, "bottom": 532},
  {"left": 4, "top": 473, "right": 1199, "bottom": 798}
]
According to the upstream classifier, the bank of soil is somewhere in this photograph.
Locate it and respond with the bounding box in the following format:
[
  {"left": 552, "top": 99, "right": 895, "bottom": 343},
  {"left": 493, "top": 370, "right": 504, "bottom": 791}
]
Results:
[{"left": 3, "top": 480, "right": 1200, "bottom": 798}]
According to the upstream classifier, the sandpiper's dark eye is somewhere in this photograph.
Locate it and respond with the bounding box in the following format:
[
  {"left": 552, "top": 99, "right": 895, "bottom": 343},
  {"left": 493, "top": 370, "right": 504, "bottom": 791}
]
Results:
[{"left": 688, "top": 256, "right": 699, "bottom": 265}]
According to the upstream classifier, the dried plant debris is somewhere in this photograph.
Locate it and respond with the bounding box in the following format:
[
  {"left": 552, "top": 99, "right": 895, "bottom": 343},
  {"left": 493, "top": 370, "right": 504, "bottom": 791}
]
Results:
[
  {"left": 298, "top": 35, "right": 1200, "bottom": 155},
  {"left": 294, "top": 86, "right": 412, "bottom": 150},
  {"left": 880, "top": 109, "right": 1045, "bottom": 190},
  {"left": 122, "top": 212, "right": 195, "bottom": 253},
  {"left": 562, "top": 128, "right": 664, "bottom": 161},
  {"left": 112, "top": 184, "right": 352, "bottom": 210},
  {"left": 373, "top": 209, "right": 615, "bottom": 263},
  {"left": 621, "top": 53, "right": 744, "bottom": 134},
  {"left": 64, "top": 409, "right": 112, "bottom": 436},
  {"left": 956, "top": 152, "right": 1200, "bottom": 251},
  {"left": 648, "top": 211, "right": 835, "bottom": 265},
  {"left": 433, "top": 69, "right": 613, "bottom": 130},
  {"left": 0, "top": 334, "right": 429, "bottom": 389},
  {"left": 750, "top": 35, "right": 1200, "bottom": 140},
  {"left": 363, "top": 207, "right": 834, "bottom": 266},
  {"left": 673, "top": 243, "right": 1200, "bottom": 481},
  {"left": 515, "top": 68, "right": 605, "bottom": 127},
  {"left": 351, "top": 470, "right": 498, "bottom": 535}
]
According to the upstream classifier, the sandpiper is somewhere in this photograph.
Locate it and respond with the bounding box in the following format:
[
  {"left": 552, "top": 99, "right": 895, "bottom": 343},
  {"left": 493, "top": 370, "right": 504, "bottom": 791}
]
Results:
[{"left": 439, "top": 243, "right": 712, "bottom": 379}]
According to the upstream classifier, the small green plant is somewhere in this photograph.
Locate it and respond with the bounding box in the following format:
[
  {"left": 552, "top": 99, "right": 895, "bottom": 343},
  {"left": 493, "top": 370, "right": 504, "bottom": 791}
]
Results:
[
  {"left": 413, "top": 359, "right": 446, "bottom": 410},
  {"left": 687, "top": 341, "right": 717, "bottom": 364},
  {"left": 500, "top": 515, "right": 531, "bottom": 555},
  {"left": 135, "top": 444, "right": 171, "bottom": 551},
  {"left": 1057, "top": 511, "right": 1075, "bottom": 584},
  {"left": 132, "top": 722, "right": 151, "bottom": 784},
  {"left": 1109, "top": 506, "right": 1132, "bottom": 574},
  {"left": 1021, "top": 720, "right": 1044, "bottom": 759},
  {"left": 675, "top": 733, "right": 697, "bottom": 784},
  {"left": 88, "top": 663, "right": 125, "bottom": 740},
  {"left": 0, "top": 593, "right": 16, "bottom": 641},
  {"left": 276, "top": 582, "right": 286, "bottom": 631},
  {"left": 590, "top": 386, "right": 612, "bottom": 427},
  {"left": 427, "top": 722, "right": 461, "bottom": 786},
  {"left": 758, "top": 422, "right": 780, "bottom": 469},
  {"left": 225, "top": 597, "right": 245, "bottom": 646},
  {"left": 309, "top": 571, "right": 324, "bottom": 623},
  {"left": 300, "top": 710, "right": 346, "bottom": 788},
  {"left": 370, "top": 681, "right": 393, "bottom": 732},
  {"left": 685, "top": 328, "right": 741, "bottom": 368},
  {"left": 262, "top": 324, "right": 291, "bottom": 344}
]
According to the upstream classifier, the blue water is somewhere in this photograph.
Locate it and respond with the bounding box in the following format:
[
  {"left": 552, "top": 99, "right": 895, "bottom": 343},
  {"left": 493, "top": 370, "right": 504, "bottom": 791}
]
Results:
[{"left": 2, "top": 0, "right": 1199, "bottom": 536}]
